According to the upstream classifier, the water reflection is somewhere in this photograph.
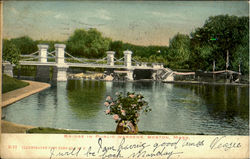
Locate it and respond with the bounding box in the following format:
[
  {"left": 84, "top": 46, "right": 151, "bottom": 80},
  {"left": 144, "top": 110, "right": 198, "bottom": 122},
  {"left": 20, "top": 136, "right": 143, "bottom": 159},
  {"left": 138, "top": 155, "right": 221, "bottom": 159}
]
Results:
[
  {"left": 2, "top": 80, "right": 249, "bottom": 135},
  {"left": 66, "top": 80, "right": 106, "bottom": 119},
  {"left": 174, "top": 84, "right": 249, "bottom": 121}
]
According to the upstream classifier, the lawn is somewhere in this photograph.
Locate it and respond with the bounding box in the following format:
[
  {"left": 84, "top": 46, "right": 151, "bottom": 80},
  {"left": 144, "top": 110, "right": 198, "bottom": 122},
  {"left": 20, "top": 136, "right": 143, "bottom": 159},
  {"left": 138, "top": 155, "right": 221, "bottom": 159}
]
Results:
[
  {"left": 2, "top": 74, "right": 29, "bottom": 93},
  {"left": 27, "top": 127, "right": 204, "bottom": 135}
]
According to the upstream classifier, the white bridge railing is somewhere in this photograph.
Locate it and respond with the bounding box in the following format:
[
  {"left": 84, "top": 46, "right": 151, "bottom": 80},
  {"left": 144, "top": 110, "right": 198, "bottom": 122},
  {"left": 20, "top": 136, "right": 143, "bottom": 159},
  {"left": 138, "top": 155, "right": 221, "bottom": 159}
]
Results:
[
  {"left": 7, "top": 44, "right": 178, "bottom": 81},
  {"left": 19, "top": 44, "right": 173, "bottom": 74}
]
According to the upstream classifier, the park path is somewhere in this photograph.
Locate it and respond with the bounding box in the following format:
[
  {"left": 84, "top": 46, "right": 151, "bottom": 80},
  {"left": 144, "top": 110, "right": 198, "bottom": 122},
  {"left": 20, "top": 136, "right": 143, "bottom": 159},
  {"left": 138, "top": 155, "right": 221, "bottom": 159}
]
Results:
[
  {"left": 1, "top": 80, "right": 50, "bottom": 133},
  {"left": 2, "top": 80, "right": 50, "bottom": 107}
]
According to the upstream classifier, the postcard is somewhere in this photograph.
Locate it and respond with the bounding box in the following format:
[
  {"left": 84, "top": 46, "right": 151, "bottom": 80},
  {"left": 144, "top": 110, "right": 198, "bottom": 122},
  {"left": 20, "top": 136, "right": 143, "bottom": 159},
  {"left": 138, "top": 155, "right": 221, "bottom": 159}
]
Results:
[{"left": 1, "top": 1, "right": 249, "bottom": 158}]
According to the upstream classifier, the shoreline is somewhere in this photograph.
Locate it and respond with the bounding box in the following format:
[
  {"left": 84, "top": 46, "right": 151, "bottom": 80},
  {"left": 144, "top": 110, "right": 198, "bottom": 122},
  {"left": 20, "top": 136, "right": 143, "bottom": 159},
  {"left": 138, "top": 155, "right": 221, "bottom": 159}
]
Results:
[
  {"left": 68, "top": 77, "right": 249, "bottom": 86},
  {"left": 2, "top": 80, "right": 51, "bottom": 108},
  {"left": 2, "top": 78, "right": 248, "bottom": 134},
  {"left": 1, "top": 80, "right": 50, "bottom": 133},
  {"left": 163, "top": 80, "right": 249, "bottom": 86},
  {"left": 1, "top": 120, "right": 35, "bottom": 133}
]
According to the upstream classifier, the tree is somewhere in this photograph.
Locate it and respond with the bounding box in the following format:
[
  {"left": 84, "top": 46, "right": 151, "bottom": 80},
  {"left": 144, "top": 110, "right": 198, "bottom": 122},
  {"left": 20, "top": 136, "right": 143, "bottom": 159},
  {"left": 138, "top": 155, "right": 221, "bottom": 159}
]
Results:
[
  {"left": 191, "top": 15, "right": 249, "bottom": 73},
  {"left": 167, "top": 33, "right": 191, "bottom": 69},
  {"left": 109, "top": 40, "right": 124, "bottom": 58},
  {"left": 66, "top": 28, "right": 111, "bottom": 58},
  {"left": 231, "top": 33, "right": 249, "bottom": 74},
  {"left": 3, "top": 39, "right": 21, "bottom": 66},
  {"left": 11, "top": 36, "right": 37, "bottom": 55}
]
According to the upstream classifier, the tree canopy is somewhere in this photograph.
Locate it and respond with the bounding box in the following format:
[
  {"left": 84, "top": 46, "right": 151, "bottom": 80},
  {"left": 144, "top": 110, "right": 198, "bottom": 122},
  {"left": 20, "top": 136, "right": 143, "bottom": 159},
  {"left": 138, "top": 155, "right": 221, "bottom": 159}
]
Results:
[
  {"left": 167, "top": 33, "right": 191, "bottom": 69},
  {"left": 190, "top": 15, "right": 249, "bottom": 73},
  {"left": 66, "top": 28, "right": 111, "bottom": 58},
  {"left": 3, "top": 39, "right": 21, "bottom": 66},
  {"left": 11, "top": 36, "right": 37, "bottom": 55},
  {"left": 109, "top": 40, "right": 124, "bottom": 58}
]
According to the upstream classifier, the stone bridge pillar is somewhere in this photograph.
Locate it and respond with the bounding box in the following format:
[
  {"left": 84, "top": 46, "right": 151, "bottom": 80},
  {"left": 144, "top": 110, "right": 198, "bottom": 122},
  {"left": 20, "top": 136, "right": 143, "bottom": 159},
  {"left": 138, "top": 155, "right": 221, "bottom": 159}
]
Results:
[
  {"left": 126, "top": 69, "right": 134, "bottom": 81},
  {"left": 3, "top": 62, "right": 13, "bottom": 77},
  {"left": 53, "top": 66, "right": 68, "bottom": 82},
  {"left": 53, "top": 44, "right": 68, "bottom": 82},
  {"left": 123, "top": 50, "right": 134, "bottom": 80},
  {"left": 106, "top": 51, "right": 115, "bottom": 66},
  {"left": 36, "top": 44, "right": 50, "bottom": 82},
  {"left": 124, "top": 50, "right": 132, "bottom": 68},
  {"left": 55, "top": 44, "right": 66, "bottom": 65},
  {"left": 38, "top": 44, "right": 48, "bottom": 63}
]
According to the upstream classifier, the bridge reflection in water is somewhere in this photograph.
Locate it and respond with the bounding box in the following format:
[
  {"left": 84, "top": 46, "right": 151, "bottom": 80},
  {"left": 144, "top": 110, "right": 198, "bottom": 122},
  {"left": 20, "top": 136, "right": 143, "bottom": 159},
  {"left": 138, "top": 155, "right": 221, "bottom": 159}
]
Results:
[
  {"left": 2, "top": 80, "right": 249, "bottom": 135},
  {"left": 66, "top": 80, "right": 106, "bottom": 119}
]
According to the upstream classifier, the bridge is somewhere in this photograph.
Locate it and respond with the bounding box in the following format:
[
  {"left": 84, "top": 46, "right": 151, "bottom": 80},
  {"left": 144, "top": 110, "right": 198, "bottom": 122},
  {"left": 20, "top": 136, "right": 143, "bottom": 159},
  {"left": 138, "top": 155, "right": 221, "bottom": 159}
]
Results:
[{"left": 3, "top": 44, "right": 176, "bottom": 81}]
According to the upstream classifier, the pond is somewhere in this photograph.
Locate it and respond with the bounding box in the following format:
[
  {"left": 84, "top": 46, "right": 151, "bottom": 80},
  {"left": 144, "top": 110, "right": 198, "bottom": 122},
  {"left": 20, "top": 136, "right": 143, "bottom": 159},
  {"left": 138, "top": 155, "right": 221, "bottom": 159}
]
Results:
[{"left": 2, "top": 80, "right": 249, "bottom": 135}]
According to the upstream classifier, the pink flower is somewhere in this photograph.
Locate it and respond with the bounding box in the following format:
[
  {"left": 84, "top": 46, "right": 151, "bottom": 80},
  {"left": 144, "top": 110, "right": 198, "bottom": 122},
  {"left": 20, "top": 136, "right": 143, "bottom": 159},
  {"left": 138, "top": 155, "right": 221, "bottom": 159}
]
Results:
[
  {"left": 135, "top": 113, "right": 140, "bottom": 117},
  {"left": 121, "top": 110, "right": 126, "bottom": 116},
  {"left": 110, "top": 102, "right": 115, "bottom": 106},
  {"left": 105, "top": 109, "right": 110, "bottom": 114},
  {"left": 106, "top": 96, "right": 112, "bottom": 101},
  {"left": 104, "top": 102, "right": 109, "bottom": 107},
  {"left": 113, "top": 114, "right": 119, "bottom": 120},
  {"left": 131, "top": 104, "right": 136, "bottom": 108},
  {"left": 129, "top": 94, "right": 135, "bottom": 98}
]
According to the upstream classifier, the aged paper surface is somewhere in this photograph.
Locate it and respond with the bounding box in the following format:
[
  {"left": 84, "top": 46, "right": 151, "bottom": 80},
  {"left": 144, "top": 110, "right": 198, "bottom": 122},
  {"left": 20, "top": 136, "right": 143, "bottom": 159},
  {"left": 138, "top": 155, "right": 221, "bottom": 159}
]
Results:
[
  {"left": 1, "top": 134, "right": 249, "bottom": 159},
  {"left": 0, "top": 1, "right": 249, "bottom": 159}
]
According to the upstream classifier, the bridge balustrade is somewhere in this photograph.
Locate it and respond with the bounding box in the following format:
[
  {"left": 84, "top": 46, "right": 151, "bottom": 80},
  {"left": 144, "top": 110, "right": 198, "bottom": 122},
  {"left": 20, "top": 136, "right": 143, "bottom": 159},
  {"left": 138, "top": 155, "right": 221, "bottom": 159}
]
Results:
[{"left": 13, "top": 43, "right": 173, "bottom": 81}]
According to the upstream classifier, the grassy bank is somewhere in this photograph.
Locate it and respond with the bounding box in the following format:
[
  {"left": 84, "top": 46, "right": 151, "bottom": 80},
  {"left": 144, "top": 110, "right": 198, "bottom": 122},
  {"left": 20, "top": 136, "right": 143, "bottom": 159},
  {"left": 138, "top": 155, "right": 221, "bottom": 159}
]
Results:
[
  {"left": 27, "top": 127, "right": 204, "bottom": 135},
  {"left": 2, "top": 74, "right": 29, "bottom": 93}
]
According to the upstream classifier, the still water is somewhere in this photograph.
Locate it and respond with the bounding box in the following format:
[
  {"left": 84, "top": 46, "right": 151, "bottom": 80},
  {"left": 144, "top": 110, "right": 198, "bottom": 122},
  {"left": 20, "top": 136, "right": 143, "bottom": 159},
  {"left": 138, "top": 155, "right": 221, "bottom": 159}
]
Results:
[{"left": 2, "top": 80, "right": 249, "bottom": 135}]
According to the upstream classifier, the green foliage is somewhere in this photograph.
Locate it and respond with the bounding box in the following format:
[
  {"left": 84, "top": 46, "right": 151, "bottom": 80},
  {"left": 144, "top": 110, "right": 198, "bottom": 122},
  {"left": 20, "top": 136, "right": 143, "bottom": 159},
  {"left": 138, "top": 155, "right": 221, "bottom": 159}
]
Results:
[
  {"left": 2, "top": 74, "right": 29, "bottom": 93},
  {"left": 191, "top": 15, "right": 249, "bottom": 74},
  {"left": 123, "top": 43, "right": 168, "bottom": 58},
  {"left": 11, "top": 36, "right": 37, "bottom": 55},
  {"left": 13, "top": 66, "right": 37, "bottom": 77},
  {"left": 167, "top": 33, "right": 191, "bottom": 69},
  {"left": 27, "top": 127, "right": 115, "bottom": 134},
  {"left": 113, "top": 43, "right": 169, "bottom": 66},
  {"left": 3, "top": 39, "right": 21, "bottom": 66},
  {"left": 66, "top": 28, "right": 111, "bottom": 58},
  {"left": 148, "top": 54, "right": 167, "bottom": 64},
  {"left": 109, "top": 40, "right": 124, "bottom": 58},
  {"left": 104, "top": 92, "right": 151, "bottom": 130},
  {"left": 231, "top": 33, "right": 249, "bottom": 74}
]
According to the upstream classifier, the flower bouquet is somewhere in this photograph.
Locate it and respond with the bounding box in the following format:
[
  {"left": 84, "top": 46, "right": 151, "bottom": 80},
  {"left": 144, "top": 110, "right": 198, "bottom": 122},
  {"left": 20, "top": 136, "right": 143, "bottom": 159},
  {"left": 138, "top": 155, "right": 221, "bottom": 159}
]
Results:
[{"left": 104, "top": 92, "right": 151, "bottom": 134}]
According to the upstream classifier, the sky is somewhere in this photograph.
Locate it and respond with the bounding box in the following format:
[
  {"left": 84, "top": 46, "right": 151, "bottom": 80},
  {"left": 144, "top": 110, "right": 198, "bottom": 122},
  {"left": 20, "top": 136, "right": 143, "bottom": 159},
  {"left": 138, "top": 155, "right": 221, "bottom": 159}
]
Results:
[{"left": 3, "top": 1, "right": 249, "bottom": 46}]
